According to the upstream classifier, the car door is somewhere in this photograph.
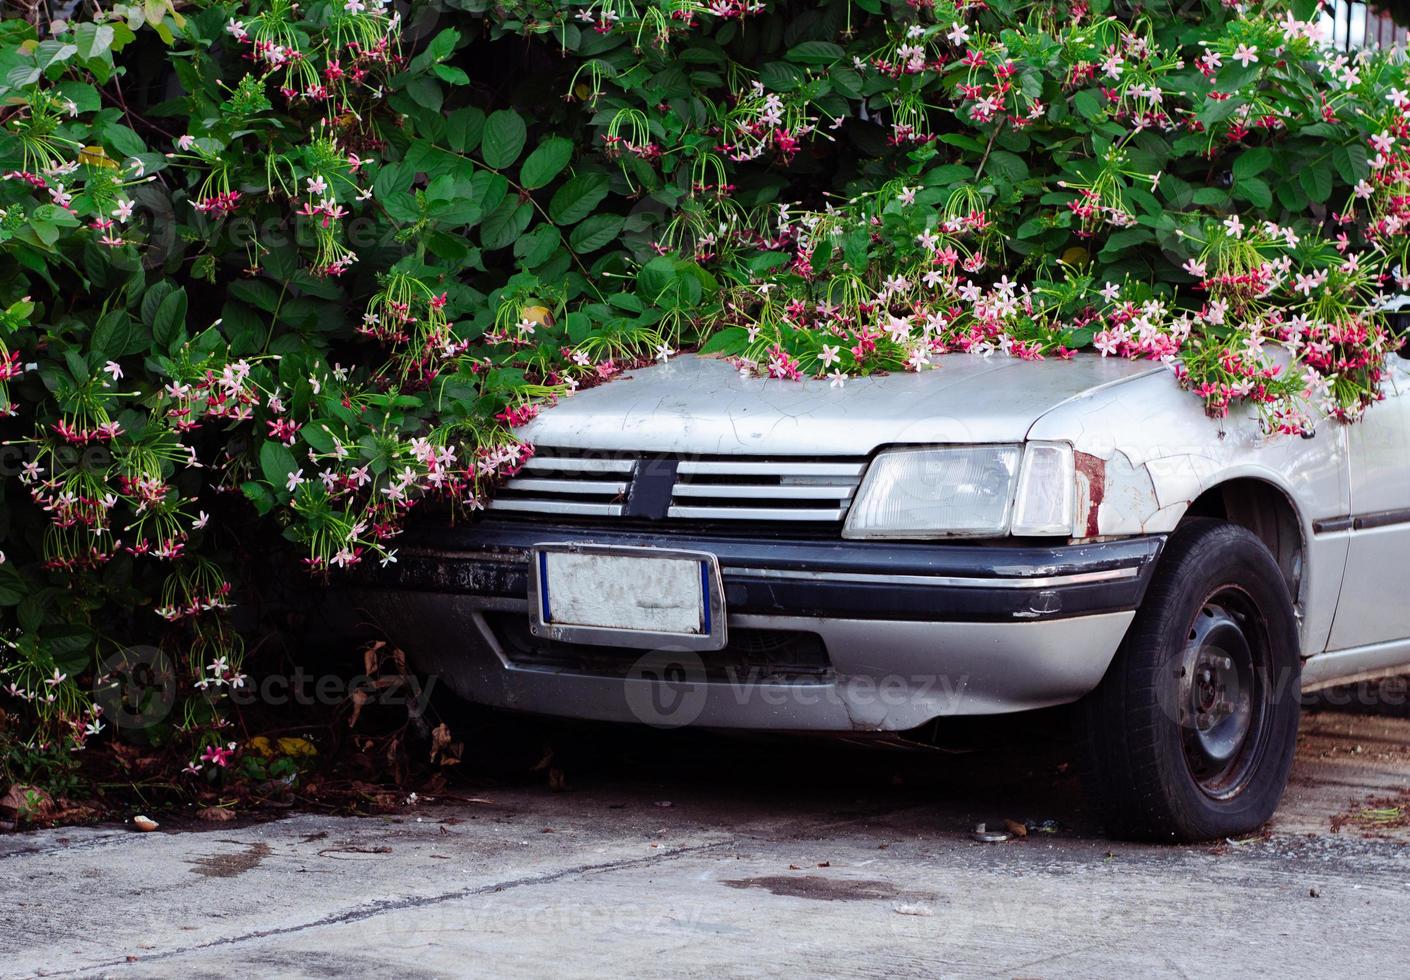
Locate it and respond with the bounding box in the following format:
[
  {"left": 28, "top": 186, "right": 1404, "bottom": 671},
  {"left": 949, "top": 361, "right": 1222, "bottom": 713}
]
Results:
[{"left": 1327, "top": 354, "right": 1410, "bottom": 650}]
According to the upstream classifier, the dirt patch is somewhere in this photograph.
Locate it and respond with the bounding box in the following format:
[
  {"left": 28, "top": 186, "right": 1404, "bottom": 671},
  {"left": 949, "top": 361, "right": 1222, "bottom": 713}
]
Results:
[
  {"left": 723, "top": 875, "right": 901, "bottom": 901},
  {"left": 1331, "top": 791, "right": 1410, "bottom": 837},
  {"left": 188, "top": 841, "right": 272, "bottom": 878}
]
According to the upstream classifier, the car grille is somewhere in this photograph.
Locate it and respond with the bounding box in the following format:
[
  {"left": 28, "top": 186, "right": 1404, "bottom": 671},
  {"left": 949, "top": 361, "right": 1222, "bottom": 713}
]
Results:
[{"left": 487, "top": 447, "right": 867, "bottom": 523}]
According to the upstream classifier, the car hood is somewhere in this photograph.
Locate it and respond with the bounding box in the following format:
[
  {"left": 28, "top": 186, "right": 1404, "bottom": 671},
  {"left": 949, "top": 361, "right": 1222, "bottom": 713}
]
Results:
[{"left": 518, "top": 353, "right": 1164, "bottom": 456}]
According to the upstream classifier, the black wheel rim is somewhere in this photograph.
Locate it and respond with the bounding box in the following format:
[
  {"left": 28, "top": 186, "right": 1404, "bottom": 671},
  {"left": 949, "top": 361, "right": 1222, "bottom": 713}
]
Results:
[{"left": 1175, "top": 588, "right": 1271, "bottom": 800}]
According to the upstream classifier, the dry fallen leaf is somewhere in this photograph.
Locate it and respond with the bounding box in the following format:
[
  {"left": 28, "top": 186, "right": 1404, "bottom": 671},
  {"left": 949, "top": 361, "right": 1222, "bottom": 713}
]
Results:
[
  {"left": 132, "top": 815, "right": 159, "bottom": 832},
  {"left": 363, "top": 640, "right": 385, "bottom": 676},
  {"left": 893, "top": 903, "right": 934, "bottom": 917},
  {"left": 195, "top": 806, "right": 236, "bottom": 822},
  {"left": 1004, "top": 819, "right": 1029, "bottom": 838}
]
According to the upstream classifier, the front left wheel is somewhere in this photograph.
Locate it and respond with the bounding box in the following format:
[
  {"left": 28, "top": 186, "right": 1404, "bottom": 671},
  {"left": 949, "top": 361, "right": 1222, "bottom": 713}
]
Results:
[{"left": 1080, "top": 518, "right": 1302, "bottom": 842}]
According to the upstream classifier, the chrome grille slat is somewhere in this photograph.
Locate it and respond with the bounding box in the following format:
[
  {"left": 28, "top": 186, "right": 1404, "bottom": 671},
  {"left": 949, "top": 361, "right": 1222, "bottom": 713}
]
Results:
[
  {"left": 489, "top": 448, "right": 867, "bottom": 523},
  {"left": 667, "top": 505, "right": 850, "bottom": 521},
  {"left": 520, "top": 457, "right": 635, "bottom": 474},
  {"left": 490, "top": 499, "right": 624, "bottom": 517},
  {"left": 678, "top": 460, "right": 864, "bottom": 478},
  {"left": 671, "top": 483, "right": 855, "bottom": 500},
  {"left": 502, "top": 478, "right": 628, "bottom": 496}
]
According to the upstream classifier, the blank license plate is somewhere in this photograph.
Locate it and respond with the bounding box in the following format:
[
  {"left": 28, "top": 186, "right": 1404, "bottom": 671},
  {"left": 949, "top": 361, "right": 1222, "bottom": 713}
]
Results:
[{"left": 530, "top": 546, "right": 725, "bottom": 650}]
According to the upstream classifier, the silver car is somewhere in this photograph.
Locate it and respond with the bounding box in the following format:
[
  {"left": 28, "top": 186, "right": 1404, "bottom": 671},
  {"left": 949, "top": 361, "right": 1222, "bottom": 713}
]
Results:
[{"left": 359, "top": 351, "right": 1410, "bottom": 841}]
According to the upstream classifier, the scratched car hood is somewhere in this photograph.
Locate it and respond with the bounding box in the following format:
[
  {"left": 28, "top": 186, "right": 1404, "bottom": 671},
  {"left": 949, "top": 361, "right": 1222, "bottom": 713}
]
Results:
[{"left": 518, "top": 353, "right": 1164, "bottom": 456}]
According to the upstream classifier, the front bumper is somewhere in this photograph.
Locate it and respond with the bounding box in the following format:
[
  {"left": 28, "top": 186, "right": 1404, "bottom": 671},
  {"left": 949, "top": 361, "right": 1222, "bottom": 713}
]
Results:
[{"left": 351, "top": 521, "right": 1164, "bottom": 732}]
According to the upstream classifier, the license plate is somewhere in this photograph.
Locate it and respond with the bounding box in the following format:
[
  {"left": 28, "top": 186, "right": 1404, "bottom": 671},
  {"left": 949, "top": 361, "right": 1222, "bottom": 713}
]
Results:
[{"left": 528, "top": 544, "right": 727, "bottom": 651}]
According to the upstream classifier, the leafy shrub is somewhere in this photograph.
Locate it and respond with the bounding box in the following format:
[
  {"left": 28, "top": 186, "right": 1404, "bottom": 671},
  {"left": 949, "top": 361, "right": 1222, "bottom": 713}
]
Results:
[{"left": 0, "top": 0, "right": 1402, "bottom": 786}]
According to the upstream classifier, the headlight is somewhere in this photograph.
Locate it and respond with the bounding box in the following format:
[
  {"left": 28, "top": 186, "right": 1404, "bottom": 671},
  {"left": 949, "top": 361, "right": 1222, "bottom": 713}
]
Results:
[
  {"left": 1010, "top": 442, "right": 1076, "bottom": 536},
  {"left": 844, "top": 443, "right": 1074, "bottom": 539}
]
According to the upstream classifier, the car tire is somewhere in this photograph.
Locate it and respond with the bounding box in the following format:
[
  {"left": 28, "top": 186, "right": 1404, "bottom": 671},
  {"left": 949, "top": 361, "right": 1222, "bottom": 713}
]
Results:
[{"left": 1081, "top": 518, "right": 1301, "bottom": 842}]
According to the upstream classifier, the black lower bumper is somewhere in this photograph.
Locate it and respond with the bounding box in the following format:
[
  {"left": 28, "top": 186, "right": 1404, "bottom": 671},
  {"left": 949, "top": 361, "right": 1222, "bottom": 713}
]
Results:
[{"left": 368, "top": 521, "right": 1165, "bottom": 623}]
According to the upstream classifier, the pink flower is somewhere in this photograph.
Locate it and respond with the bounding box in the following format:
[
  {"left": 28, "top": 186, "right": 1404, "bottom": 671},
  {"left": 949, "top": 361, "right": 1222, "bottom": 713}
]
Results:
[{"left": 200, "top": 744, "right": 234, "bottom": 767}]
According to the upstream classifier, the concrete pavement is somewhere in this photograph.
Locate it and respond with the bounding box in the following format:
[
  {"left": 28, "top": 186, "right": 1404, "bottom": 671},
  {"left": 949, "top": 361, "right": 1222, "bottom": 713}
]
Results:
[{"left": 4, "top": 703, "right": 1409, "bottom": 979}]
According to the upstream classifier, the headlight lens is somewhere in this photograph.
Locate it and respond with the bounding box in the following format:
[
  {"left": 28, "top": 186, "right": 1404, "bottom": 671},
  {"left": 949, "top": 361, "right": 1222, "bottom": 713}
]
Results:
[
  {"left": 844, "top": 443, "right": 1074, "bottom": 539},
  {"left": 1011, "top": 442, "right": 1076, "bottom": 536},
  {"left": 844, "top": 446, "right": 1022, "bottom": 538}
]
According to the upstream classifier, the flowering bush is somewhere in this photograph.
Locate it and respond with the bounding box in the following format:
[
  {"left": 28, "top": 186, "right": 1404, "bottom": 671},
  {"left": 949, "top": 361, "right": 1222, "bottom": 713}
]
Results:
[{"left": 0, "top": 0, "right": 1406, "bottom": 791}]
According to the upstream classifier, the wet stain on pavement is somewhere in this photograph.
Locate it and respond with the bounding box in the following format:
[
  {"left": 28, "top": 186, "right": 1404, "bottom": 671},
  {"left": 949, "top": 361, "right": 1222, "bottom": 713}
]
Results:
[
  {"left": 722, "top": 875, "right": 900, "bottom": 901},
  {"left": 188, "top": 841, "right": 271, "bottom": 878}
]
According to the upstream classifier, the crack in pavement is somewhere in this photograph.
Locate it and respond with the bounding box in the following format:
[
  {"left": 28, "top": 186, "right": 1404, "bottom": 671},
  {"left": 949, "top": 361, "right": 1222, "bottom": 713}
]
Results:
[
  {"left": 44, "top": 839, "right": 737, "bottom": 977},
  {"left": 26, "top": 796, "right": 952, "bottom": 977}
]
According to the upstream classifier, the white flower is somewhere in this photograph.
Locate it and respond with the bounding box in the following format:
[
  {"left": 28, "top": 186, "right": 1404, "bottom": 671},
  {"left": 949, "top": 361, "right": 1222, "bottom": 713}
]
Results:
[
  {"left": 654, "top": 343, "right": 674, "bottom": 362},
  {"left": 175, "top": 135, "right": 196, "bottom": 151},
  {"left": 345, "top": 0, "right": 366, "bottom": 12},
  {"left": 1233, "top": 44, "right": 1259, "bottom": 68},
  {"left": 828, "top": 370, "right": 847, "bottom": 389},
  {"left": 946, "top": 23, "right": 970, "bottom": 46},
  {"left": 1223, "top": 214, "right": 1245, "bottom": 238},
  {"left": 103, "top": 360, "right": 123, "bottom": 382},
  {"left": 194, "top": 511, "right": 210, "bottom": 530},
  {"left": 286, "top": 469, "right": 304, "bottom": 493},
  {"left": 306, "top": 175, "right": 328, "bottom": 196},
  {"left": 112, "top": 199, "right": 134, "bottom": 222}
]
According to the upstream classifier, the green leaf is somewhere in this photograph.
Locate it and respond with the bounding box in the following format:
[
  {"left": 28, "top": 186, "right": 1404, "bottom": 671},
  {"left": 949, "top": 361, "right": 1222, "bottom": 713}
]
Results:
[
  {"left": 759, "top": 61, "right": 804, "bottom": 91},
  {"left": 140, "top": 280, "right": 176, "bottom": 326},
  {"left": 1234, "top": 175, "right": 1272, "bottom": 209},
  {"left": 259, "top": 440, "right": 298, "bottom": 491},
  {"left": 242, "top": 480, "right": 275, "bottom": 515},
  {"left": 569, "top": 214, "right": 624, "bottom": 253},
  {"left": 1333, "top": 143, "right": 1369, "bottom": 185},
  {"left": 1299, "top": 163, "right": 1332, "bottom": 204},
  {"left": 786, "top": 41, "right": 843, "bottom": 65},
  {"left": 985, "top": 150, "right": 1028, "bottom": 183},
  {"left": 101, "top": 122, "right": 144, "bottom": 158},
  {"left": 698, "top": 326, "right": 748, "bottom": 354},
  {"left": 0, "top": 564, "right": 25, "bottom": 606},
  {"left": 445, "top": 108, "right": 485, "bottom": 153},
  {"left": 73, "top": 23, "right": 115, "bottom": 62},
  {"left": 549, "top": 172, "right": 611, "bottom": 225},
  {"left": 481, "top": 199, "right": 533, "bottom": 251},
  {"left": 91, "top": 311, "right": 131, "bottom": 358},
  {"left": 1232, "top": 146, "right": 1273, "bottom": 179},
  {"left": 433, "top": 63, "right": 470, "bottom": 85},
  {"left": 151, "top": 288, "right": 187, "bottom": 351},
  {"left": 1072, "top": 89, "right": 1104, "bottom": 120},
  {"left": 482, "top": 109, "right": 527, "bottom": 169},
  {"left": 521, "top": 137, "right": 574, "bottom": 190},
  {"left": 514, "top": 223, "right": 561, "bottom": 266},
  {"left": 230, "top": 280, "right": 280, "bottom": 313}
]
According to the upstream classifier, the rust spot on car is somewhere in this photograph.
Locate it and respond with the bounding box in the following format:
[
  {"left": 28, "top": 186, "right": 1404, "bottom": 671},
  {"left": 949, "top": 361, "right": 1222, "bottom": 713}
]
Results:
[{"left": 1074, "top": 451, "right": 1106, "bottom": 538}]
